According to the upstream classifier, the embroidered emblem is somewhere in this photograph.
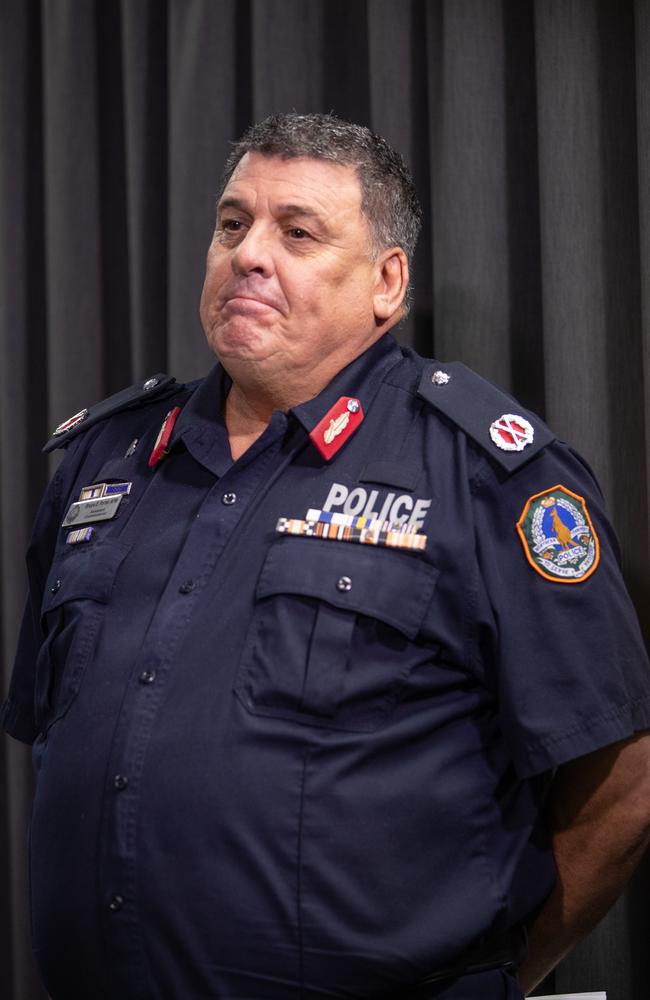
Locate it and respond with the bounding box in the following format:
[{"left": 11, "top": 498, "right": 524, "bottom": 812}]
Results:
[
  {"left": 53, "top": 408, "right": 88, "bottom": 436},
  {"left": 490, "top": 413, "right": 534, "bottom": 452},
  {"left": 309, "top": 397, "right": 364, "bottom": 460},
  {"left": 148, "top": 407, "right": 181, "bottom": 469},
  {"left": 324, "top": 410, "right": 350, "bottom": 444},
  {"left": 516, "top": 485, "right": 600, "bottom": 583}
]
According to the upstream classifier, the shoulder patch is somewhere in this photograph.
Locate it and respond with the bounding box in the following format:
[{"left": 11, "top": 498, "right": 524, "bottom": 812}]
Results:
[
  {"left": 516, "top": 484, "right": 600, "bottom": 583},
  {"left": 417, "top": 362, "right": 555, "bottom": 472},
  {"left": 43, "top": 374, "right": 179, "bottom": 453}
]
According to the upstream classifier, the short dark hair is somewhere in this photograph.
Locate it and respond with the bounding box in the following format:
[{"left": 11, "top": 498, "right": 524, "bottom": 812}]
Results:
[{"left": 219, "top": 113, "right": 422, "bottom": 269}]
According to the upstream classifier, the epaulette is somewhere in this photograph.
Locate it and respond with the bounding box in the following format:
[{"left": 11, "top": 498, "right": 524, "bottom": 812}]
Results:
[
  {"left": 43, "top": 374, "right": 180, "bottom": 453},
  {"left": 417, "top": 361, "right": 555, "bottom": 473}
]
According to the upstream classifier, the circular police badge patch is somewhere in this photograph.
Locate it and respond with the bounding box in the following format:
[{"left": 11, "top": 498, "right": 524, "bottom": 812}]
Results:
[{"left": 516, "top": 484, "right": 600, "bottom": 583}]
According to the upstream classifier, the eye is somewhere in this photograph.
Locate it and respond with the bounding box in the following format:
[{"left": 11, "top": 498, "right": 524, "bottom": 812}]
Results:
[
  {"left": 221, "top": 219, "right": 243, "bottom": 232},
  {"left": 287, "top": 227, "right": 310, "bottom": 240}
]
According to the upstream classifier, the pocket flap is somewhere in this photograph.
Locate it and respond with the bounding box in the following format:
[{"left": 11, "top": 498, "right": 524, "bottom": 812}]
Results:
[
  {"left": 42, "top": 541, "right": 130, "bottom": 616},
  {"left": 257, "top": 537, "right": 438, "bottom": 639}
]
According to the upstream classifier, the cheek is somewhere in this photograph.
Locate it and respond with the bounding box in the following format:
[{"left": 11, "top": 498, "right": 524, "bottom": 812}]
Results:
[
  {"left": 291, "top": 280, "right": 328, "bottom": 312},
  {"left": 287, "top": 266, "right": 363, "bottom": 315},
  {"left": 323, "top": 271, "right": 375, "bottom": 322},
  {"left": 200, "top": 256, "right": 227, "bottom": 310},
  {"left": 198, "top": 280, "right": 212, "bottom": 328}
]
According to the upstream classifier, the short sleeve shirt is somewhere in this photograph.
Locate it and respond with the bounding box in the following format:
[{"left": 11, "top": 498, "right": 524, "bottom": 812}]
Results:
[{"left": 3, "top": 334, "right": 649, "bottom": 999}]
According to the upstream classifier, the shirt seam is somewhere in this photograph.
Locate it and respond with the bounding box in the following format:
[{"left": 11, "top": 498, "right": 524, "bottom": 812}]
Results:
[{"left": 534, "top": 692, "right": 650, "bottom": 751}]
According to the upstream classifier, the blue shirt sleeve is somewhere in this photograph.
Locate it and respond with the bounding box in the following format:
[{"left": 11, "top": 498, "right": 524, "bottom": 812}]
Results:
[{"left": 471, "top": 439, "right": 650, "bottom": 778}]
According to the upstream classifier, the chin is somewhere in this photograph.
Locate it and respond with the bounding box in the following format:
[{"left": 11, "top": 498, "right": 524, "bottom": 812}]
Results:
[{"left": 207, "top": 321, "right": 271, "bottom": 361}]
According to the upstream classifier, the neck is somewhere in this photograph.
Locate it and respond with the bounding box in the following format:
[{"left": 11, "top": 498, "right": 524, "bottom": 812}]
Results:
[
  {"left": 224, "top": 383, "right": 275, "bottom": 461},
  {"left": 220, "top": 326, "right": 392, "bottom": 459},
  {"left": 223, "top": 368, "right": 334, "bottom": 461}
]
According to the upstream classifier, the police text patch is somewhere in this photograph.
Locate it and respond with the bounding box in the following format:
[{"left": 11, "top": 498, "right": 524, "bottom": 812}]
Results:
[{"left": 516, "top": 485, "right": 600, "bottom": 583}]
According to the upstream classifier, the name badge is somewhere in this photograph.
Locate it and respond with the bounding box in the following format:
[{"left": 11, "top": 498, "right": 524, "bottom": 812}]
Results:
[{"left": 62, "top": 494, "right": 123, "bottom": 527}]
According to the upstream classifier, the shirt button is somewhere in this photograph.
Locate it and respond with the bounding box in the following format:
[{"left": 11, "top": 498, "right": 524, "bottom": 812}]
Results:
[
  {"left": 50, "top": 579, "right": 62, "bottom": 594},
  {"left": 178, "top": 580, "right": 195, "bottom": 594},
  {"left": 139, "top": 669, "right": 156, "bottom": 685},
  {"left": 114, "top": 775, "right": 129, "bottom": 790},
  {"left": 336, "top": 576, "right": 352, "bottom": 592},
  {"left": 222, "top": 492, "right": 237, "bottom": 505},
  {"left": 108, "top": 895, "right": 124, "bottom": 912}
]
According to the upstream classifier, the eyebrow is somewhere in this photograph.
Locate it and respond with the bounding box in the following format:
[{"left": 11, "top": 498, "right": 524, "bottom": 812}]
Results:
[
  {"left": 217, "top": 196, "right": 250, "bottom": 215},
  {"left": 217, "top": 197, "right": 328, "bottom": 226},
  {"left": 276, "top": 203, "right": 325, "bottom": 222}
]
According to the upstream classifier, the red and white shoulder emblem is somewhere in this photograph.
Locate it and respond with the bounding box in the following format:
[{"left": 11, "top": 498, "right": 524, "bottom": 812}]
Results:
[
  {"left": 52, "top": 408, "right": 89, "bottom": 436},
  {"left": 489, "top": 413, "right": 534, "bottom": 452}
]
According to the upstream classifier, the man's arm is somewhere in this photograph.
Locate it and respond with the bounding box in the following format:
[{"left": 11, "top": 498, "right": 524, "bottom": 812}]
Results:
[{"left": 519, "top": 731, "right": 650, "bottom": 996}]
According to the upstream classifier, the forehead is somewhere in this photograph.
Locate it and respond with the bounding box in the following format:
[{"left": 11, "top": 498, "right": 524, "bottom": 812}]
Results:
[{"left": 221, "top": 152, "right": 364, "bottom": 215}]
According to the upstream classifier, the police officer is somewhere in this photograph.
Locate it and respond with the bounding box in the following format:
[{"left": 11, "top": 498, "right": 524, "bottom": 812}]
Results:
[{"left": 4, "top": 113, "right": 650, "bottom": 1000}]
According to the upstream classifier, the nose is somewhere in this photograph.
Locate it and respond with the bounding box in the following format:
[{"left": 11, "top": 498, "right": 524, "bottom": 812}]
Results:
[{"left": 231, "top": 222, "right": 274, "bottom": 276}]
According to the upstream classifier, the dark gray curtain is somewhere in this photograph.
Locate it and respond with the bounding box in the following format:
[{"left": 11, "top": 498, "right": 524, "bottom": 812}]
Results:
[{"left": 1, "top": 1, "right": 649, "bottom": 998}]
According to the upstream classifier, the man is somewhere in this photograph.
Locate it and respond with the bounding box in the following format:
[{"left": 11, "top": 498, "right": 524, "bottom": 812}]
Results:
[{"left": 3, "top": 113, "right": 650, "bottom": 1000}]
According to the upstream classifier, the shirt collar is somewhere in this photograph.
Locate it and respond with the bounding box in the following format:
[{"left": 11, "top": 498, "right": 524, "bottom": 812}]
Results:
[
  {"left": 290, "top": 333, "right": 403, "bottom": 434},
  {"left": 171, "top": 364, "right": 233, "bottom": 477},
  {"left": 171, "top": 333, "right": 404, "bottom": 473}
]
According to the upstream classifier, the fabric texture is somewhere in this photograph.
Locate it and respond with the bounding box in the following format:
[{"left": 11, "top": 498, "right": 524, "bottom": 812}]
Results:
[{"left": 1, "top": 2, "right": 649, "bottom": 998}]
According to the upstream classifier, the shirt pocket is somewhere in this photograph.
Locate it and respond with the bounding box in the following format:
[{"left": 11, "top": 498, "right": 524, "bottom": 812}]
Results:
[
  {"left": 234, "top": 536, "right": 439, "bottom": 732},
  {"left": 35, "top": 541, "right": 130, "bottom": 734}
]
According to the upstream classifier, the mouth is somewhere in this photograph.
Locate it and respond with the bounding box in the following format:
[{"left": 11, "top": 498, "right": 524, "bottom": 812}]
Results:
[{"left": 223, "top": 294, "right": 282, "bottom": 315}]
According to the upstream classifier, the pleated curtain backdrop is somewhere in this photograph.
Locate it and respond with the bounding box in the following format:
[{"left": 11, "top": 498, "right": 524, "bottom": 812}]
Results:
[{"left": 1, "top": 2, "right": 649, "bottom": 998}]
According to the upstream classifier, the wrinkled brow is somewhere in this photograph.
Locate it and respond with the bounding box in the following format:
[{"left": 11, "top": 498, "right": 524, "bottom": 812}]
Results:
[{"left": 217, "top": 196, "right": 328, "bottom": 224}]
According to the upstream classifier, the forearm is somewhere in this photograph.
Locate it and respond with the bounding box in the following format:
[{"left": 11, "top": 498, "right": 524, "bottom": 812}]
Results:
[
  {"left": 517, "top": 734, "right": 650, "bottom": 995},
  {"left": 518, "top": 812, "right": 650, "bottom": 994}
]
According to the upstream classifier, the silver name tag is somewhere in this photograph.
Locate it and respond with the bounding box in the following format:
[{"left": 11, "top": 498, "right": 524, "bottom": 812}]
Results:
[{"left": 62, "top": 494, "right": 122, "bottom": 527}]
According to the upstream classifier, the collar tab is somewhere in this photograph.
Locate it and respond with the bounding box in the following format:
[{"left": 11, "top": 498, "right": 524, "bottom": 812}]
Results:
[{"left": 309, "top": 397, "right": 364, "bottom": 460}]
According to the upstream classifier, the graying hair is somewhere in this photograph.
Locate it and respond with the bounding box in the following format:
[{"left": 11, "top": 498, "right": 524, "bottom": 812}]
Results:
[{"left": 219, "top": 113, "right": 422, "bottom": 272}]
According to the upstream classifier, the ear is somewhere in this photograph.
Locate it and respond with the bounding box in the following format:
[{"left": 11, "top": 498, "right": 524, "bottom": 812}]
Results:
[{"left": 372, "top": 248, "right": 409, "bottom": 322}]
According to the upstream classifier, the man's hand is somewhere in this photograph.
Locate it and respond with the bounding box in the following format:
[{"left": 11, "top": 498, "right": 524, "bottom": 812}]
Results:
[{"left": 519, "top": 731, "right": 650, "bottom": 995}]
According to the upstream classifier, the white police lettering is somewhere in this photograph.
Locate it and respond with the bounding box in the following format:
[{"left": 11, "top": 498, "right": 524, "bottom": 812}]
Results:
[
  {"left": 322, "top": 482, "right": 431, "bottom": 530},
  {"left": 390, "top": 495, "right": 413, "bottom": 524}
]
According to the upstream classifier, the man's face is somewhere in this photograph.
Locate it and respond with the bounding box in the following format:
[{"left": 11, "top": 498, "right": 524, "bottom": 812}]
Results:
[{"left": 199, "top": 152, "right": 387, "bottom": 392}]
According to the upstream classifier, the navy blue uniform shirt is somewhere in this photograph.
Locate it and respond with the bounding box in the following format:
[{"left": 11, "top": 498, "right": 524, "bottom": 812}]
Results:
[{"left": 3, "top": 334, "right": 650, "bottom": 999}]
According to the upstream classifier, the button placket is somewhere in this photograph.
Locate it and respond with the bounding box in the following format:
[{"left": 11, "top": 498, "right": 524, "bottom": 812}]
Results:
[{"left": 99, "top": 426, "right": 291, "bottom": 967}]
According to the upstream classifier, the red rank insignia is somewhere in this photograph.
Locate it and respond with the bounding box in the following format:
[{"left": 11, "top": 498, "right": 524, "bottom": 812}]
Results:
[
  {"left": 309, "top": 397, "right": 364, "bottom": 461},
  {"left": 148, "top": 406, "right": 181, "bottom": 469}
]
